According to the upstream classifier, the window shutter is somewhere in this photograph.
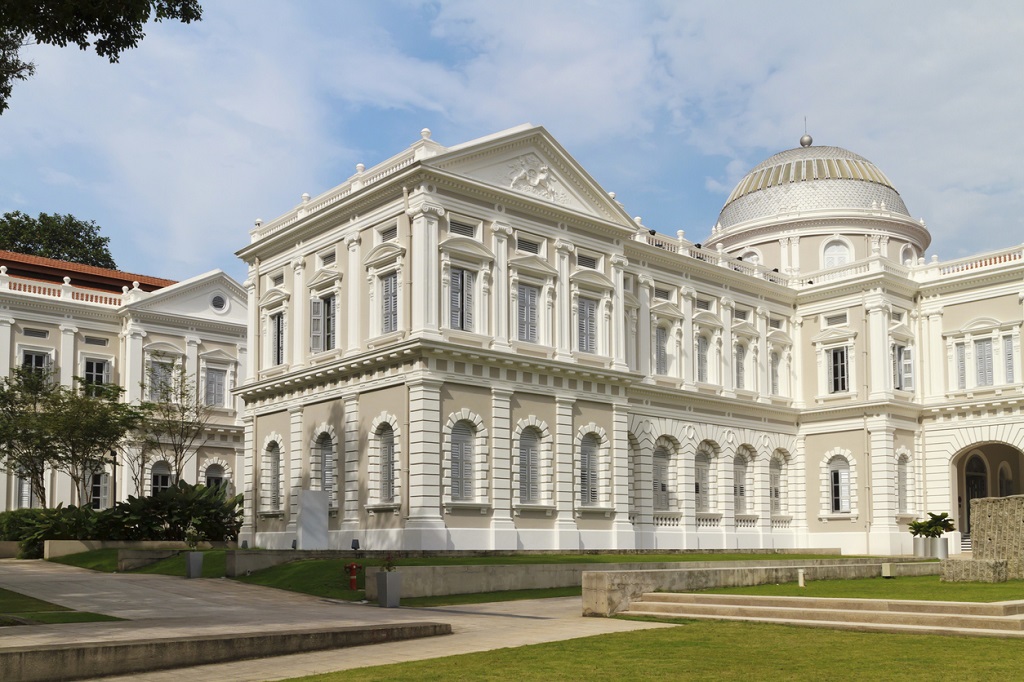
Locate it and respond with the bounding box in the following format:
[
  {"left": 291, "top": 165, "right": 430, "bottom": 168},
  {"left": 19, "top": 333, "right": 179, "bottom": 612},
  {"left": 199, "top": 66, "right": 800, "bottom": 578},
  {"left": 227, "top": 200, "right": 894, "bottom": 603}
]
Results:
[
  {"left": 656, "top": 326, "right": 668, "bottom": 375},
  {"left": 892, "top": 344, "right": 899, "bottom": 389},
  {"left": 956, "top": 343, "right": 966, "bottom": 389},
  {"left": 839, "top": 468, "right": 851, "bottom": 513},
  {"left": 526, "top": 286, "right": 538, "bottom": 342},
  {"left": 653, "top": 449, "right": 669, "bottom": 510},
  {"left": 449, "top": 269, "right": 462, "bottom": 329},
  {"left": 902, "top": 347, "right": 914, "bottom": 391},
  {"left": 695, "top": 454, "right": 709, "bottom": 512},
  {"left": 1005, "top": 336, "right": 1015, "bottom": 384},
  {"left": 735, "top": 345, "right": 745, "bottom": 389},
  {"left": 581, "top": 436, "right": 598, "bottom": 505},
  {"left": 103, "top": 361, "right": 112, "bottom": 385},
  {"left": 382, "top": 273, "right": 397, "bottom": 333},
  {"left": 976, "top": 338, "right": 994, "bottom": 386},
  {"left": 578, "top": 298, "right": 597, "bottom": 353},
  {"left": 320, "top": 436, "right": 334, "bottom": 497},
  {"left": 770, "top": 352, "right": 780, "bottom": 395},
  {"left": 577, "top": 300, "right": 587, "bottom": 352},
  {"left": 697, "top": 336, "right": 708, "bottom": 383},
  {"left": 381, "top": 427, "right": 395, "bottom": 502},
  {"left": 520, "top": 429, "right": 539, "bottom": 503},
  {"left": 463, "top": 270, "right": 474, "bottom": 332},
  {"left": 310, "top": 298, "right": 323, "bottom": 353},
  {"left": 451, "top": 423, "right": 473, "bottom": 501}
]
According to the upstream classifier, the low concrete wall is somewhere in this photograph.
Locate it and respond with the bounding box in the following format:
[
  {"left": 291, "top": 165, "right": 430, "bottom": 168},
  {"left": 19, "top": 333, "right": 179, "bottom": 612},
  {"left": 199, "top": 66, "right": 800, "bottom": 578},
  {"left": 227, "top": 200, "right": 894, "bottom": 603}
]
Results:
[
  {"left": 2, "top": 622, "right": 451, "bottom": 682},
  {"left": 44, "top": 540, "right": 234, "bottom": 559},
  {"left": 0, "top": 541, "right": 20, "bottom": 558},
  {"left": 941, "top": 558, "right": 1009, "bottom": 583},
  {"left": 117, "top": 550, "right": 180, "bottom": 571},
  {"left": 582, "top": 561, "right": 940, "bottom": 616},
  {"left": 361, "top": 558, "right": 926, "bottom": 600}
]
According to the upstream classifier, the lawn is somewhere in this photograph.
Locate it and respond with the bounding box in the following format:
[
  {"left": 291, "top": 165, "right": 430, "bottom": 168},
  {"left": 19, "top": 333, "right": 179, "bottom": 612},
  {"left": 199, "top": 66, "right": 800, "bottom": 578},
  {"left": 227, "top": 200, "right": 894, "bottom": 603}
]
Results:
[
  {"left": 52, "top": 549, "right": 228, "bottom": 578},
  {"left": 701, "top": 575, "right": 1024, "bottom": 602},
  {"left": 0, "top": 586, "right": 121, "bottom": 626},
  {"left": 284, "top": 619, "right": 1024, "bottom": 681}
]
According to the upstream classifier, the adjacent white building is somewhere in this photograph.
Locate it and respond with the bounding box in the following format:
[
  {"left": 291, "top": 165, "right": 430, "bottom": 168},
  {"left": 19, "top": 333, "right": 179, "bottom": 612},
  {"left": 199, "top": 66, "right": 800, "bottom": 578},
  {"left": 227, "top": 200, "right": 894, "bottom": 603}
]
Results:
[{"left": 0, "top": 251, "right": 247, "bottom": 510}]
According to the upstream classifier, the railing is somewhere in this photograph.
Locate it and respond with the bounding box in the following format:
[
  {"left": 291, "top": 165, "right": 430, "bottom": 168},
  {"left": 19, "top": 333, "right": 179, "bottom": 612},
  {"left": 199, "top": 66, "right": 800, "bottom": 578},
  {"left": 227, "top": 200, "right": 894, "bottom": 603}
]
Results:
[
  {"left": 771, "top": 517, "right": 792, "bottom": 530},
  {"left": 9, "top": 279, "right": 62, "bottom": 298},
  {"left": 0, "top": 270, "right": 124, "bottom": 307},
  {"left": 936, "top": 245, "right": 1024, "bottom": 276},
  {"left": 696, "top": 513, "right": 721, "bottom": 528},
  {"left": 653, "top": 513, "right": 682, "bottom": 527},
  {"left": 735, "top": 515, "right": 758, "bottom": 529}
]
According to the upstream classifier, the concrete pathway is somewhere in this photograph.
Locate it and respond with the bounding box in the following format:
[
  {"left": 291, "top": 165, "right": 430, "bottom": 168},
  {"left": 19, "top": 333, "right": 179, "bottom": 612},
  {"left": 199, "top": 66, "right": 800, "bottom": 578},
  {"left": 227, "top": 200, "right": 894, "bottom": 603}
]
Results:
[{"left": 0, "top": 560, "right": 674, "bottom": 681}]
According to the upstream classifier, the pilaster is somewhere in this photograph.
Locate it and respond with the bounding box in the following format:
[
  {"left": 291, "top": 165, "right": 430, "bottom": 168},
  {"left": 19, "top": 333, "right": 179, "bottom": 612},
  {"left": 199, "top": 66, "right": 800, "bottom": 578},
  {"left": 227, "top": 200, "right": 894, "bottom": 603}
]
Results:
[
  {"left": 59, "top": 324, "right": 77, "bottom": 387},
  {"left": 291, "top": 258, "right": 306, "bottom": 368},
  {"left": 340, "top": 392, "right": 361, "bottom": 532},
  {"left": 0, "top": 315, "right": 13, "bottom": 379},
  {"left": 554, "top": 240, "right": 574, "bottom": 361},
  {"left": 610, "top": 254, "right": 629, "bottom": 371},
  {"left": 491, "top": 387, "right": 516, "bottom": 549},
  {"left": 404, "top": 378, "right": 446, "bottom": 549},
  {"left": 637, "top": 275, "right": 653, "bottom": 379},
  {"left": 345, "top": 235, "right": 362, "bottom": 355},
  {"left": 491, "top": 222, "right": 512, "bottom": 350},
  {"left": 287, "top": 405, "right": 304, "bottom": 533},
  {"left": 554, "top": 396, "right": 578, "bottom": 548},
  {"left": 407, "top": 200, "right": 445, "bottom": 339}
]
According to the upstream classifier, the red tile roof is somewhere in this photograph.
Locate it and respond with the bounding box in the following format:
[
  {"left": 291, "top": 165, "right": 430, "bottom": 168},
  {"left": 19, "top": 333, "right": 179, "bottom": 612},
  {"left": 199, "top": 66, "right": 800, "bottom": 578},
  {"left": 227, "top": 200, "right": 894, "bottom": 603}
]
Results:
[{"left": 0, "top": 250, "right": 177, "bottom": 290}]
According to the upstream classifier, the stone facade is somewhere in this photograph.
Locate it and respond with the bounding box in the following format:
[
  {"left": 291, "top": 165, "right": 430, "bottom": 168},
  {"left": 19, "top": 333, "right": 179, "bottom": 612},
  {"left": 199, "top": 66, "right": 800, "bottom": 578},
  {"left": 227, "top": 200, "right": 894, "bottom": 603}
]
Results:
[{"left": 943, "top": 496, "right": 1024, "bottom": 582}]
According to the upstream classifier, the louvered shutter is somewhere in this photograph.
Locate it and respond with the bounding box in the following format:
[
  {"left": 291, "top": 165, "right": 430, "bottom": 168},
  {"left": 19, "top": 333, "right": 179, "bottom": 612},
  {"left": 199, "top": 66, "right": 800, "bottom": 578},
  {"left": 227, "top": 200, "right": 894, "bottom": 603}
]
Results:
[
  {"left": 769, "top": 460, "right": 782, "bottom": 515},
  {"left": 324, "top": 295, "right": 337, "bottom": 350},
  {"left": 655, "top": 326, "right": 668, "bottom": 375},
  {"left": 310, "top": 298, "right": 322, "bottom": 352},
  {"left": 770, "top": 352, "right": 780, "bottom": 395},
  {"left": 653, "top": 449, "right": 669, "bottom": 510},
  {"left": 449, "top": 269, "right": 462, "bottom": 329},
  {"left": 695, "top": 454, "right": 709, "bottom": 512},
  {"left": 735, "top": 345, "right": 745, "bottom": 389},
  {"left": 976, "top": 339, "right": 994, "bottom": 386},
  {"left": 839, "top": 468, "right": 850, "bottom": 512},
  {"left": 463, "top": 270, "right": 474, "bottom": 331},
  {"left": 320, "top": 435, "right": 334, "bottom": 497},
  {"left": 520, "top": 429, "right": 539, "bottom": 503},
  {"left": 382, "top": 273, "right": 397, "bottom": 333},
  {"left": 697, "top": 336, "right": 708, "bottom": 383},
  {"left": 733, "top": 460, "right": 746, "bottom": 514},
  {"left": 451, "top": 423, "right": 473, "bottom": 501},
  {"left": 518, "top": 285, "right": 538, "bottom": 343},
  {"left": 901, "top": 347, "right": 914, "bottom": 391},
  {"left": 1005, "top": 336, "right": 1015, "bottom": 383},
  {"left": 892, "top": 344, "right": 899, "bottom": 389},
  {"left": 581, "top": 435, "right": 598, "bottom": 505},
  {"left": 956, "top": 343, "right": 966, "bottom": 389},
  {"left": 381, "top": 427, "right": 395, "bottom": 502}
]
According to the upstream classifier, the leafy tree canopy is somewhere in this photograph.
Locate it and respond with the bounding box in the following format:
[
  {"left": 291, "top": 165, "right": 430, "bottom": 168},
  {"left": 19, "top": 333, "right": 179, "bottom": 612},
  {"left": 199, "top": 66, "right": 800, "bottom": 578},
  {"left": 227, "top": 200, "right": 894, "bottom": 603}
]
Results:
[
  {"left": 0, "top": 211, "right": 117, "bottom": 268},
  {"left": 0, "top": 1, "right": 202, "bottom": 114}
]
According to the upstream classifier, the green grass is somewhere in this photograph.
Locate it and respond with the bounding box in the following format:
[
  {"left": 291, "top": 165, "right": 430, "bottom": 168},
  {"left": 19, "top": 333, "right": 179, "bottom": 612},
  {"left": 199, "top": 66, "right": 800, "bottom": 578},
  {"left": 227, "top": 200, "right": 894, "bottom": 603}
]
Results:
[
  {"left": 401, "top": 586, "right": 582, "bottom": 607},
  {"left": 284, "top": 620, "right": 1024, "bottom": 681},
  {"left": 235, "top": 558, "right": 363, "bottom": 600},
  {"left": 0, "top": 586, "right": 120, "bottom": 626},
  {"left": 701, "top": 575, "right": 1024, "bottom": 602},
  {"left": 50, "top": 548, "right": 119, "bottom": 572},
  {"left": 51, "top": 549, "right": 227, "bottom": 578}
]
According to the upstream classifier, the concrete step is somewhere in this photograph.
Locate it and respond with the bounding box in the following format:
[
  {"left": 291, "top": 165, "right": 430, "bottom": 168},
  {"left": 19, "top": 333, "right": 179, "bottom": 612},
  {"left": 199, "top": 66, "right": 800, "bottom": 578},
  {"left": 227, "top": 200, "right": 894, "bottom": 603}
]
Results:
[
  {"left": 625, "top": 599, "right": 1024, "bottom": 631},
  {"left": 636, "top": 592, "right": 1024, "bottom": 616}
]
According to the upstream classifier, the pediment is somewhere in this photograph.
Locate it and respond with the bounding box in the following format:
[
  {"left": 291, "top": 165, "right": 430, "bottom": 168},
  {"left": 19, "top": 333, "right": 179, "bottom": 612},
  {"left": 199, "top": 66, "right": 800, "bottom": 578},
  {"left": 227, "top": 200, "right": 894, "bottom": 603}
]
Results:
[
  {"left": 509, "top": 254, "right": 558, "bottom": 278},
  {"left": 569, "top": 268, "right": 614, "bottom": 290},
  {"left": 425, "top": 126, "right": 634, "bottom": 228},
  {"left": 959, "top": 317, "right": 1001, "bottom": 334},
  {"left": 732, "top": 320, "right": 759, "bottom": 338},
  {"left": 439, "top": 235, "right": 495, "bottom": 262},
  {"left": 259, "top": 287, "right": 290, "bottom": 308},
  {"left": 889, "top": 322, "right": 914, "bottom": 342},
  {"left": 811, "top": 327, "right": 858, "bottom": 344},
  {"left": 767, "top": 329, "right": 792, "bottom": 345},
  {"left": 199, "top": 348, "right": 236, "bottom": 363},
  {"left": 693, "top": 310, "right": 722, "bottom": 328},
  {"left": 307, "top": 267, "right": 342, "bottom": 290},
  {"left": 651, "top": 300, "right": 683, "bottom": 320},
  {"left": 143, "top": 340, "right": 183, "bottom": 355},
  {"left": 125, "top": 270, "right": 247, "bottom": 327},
  {"left": 363, "top": 241, "right": 406, "bottom": 270}
]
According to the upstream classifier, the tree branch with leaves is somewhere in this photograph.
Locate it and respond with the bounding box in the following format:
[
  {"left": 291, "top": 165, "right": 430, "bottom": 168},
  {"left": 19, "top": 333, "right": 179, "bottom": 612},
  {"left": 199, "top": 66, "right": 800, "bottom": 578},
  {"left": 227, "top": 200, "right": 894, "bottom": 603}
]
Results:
[{"left": 142, "top": 353, "right": 214, "bottom": 485}]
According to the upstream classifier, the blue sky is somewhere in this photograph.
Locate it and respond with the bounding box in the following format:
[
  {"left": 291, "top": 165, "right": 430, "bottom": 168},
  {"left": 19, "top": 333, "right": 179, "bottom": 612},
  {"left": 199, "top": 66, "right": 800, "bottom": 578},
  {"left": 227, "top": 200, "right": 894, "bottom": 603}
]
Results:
[{"left": 2, "top": 1, "right": 1024, "bottom": 283}]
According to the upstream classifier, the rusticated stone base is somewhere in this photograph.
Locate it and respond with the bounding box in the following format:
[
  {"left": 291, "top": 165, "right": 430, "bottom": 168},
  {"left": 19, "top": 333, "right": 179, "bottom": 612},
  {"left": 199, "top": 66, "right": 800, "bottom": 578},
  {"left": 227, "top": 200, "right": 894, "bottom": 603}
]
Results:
[{"left": 941, "top": 558, "right": 1007, "bottom": 583}]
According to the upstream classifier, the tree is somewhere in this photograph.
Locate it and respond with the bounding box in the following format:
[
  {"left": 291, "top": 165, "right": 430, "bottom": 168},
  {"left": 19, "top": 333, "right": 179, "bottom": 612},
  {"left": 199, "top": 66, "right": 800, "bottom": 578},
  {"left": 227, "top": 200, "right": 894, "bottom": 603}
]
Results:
[
  {"left": 0, "top": 0, "right": 202, "bottom": 114},
  {"left": 0, "top": 367, "right": 58, "bottom": 506},
  {"left": 47, "top": 380, "right": 148, "bottom": 506},
  {"left": 0, "top": 211, "right": 117, "bottom": 268},
  {"left": 142, "top": 354, "right": 214, "bottom": 485}
]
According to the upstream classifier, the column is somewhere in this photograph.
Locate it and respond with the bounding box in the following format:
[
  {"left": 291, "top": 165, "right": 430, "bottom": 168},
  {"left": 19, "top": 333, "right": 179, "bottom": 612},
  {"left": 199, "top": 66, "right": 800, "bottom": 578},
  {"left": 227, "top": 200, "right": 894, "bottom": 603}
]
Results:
[
  {"left": 790, "top": 236, "right": 801, "bottom": 273},
  {"left": 491, "top": 387, "right": 516, "bottom": 549},
  {"left": 234, "top": 344, "right": 247, "bottom": 414},
  {"left": 291, "top": 258, "right": 306, "bottom": 368},
  {"left": 185, "top": 335, "right": 200, "bottom": 383},
  {"left": 925, "top": 307, "right": 944, "bottom": 401},
  {"left": 345, "top": 235, "right": 362, "bottom": 355},
  {"left": 632, "top": 423, "right": 654, "bottom": 550},
  {"left": 244, "top": 274, "right": 258, "bottom": 381},
  {"left": 681, "top": 288, "right": 695, "bottom": 388},
  {"left": 554, "top": 240, "right": 574, "bottom": 361},
  {"left": 0, "top": 315, "right": 13, "bottom": 378},
  {"left": 756, "top": 307, "right": 769, "bottom": 402},
  {"left": 791, "top": 317, "right": 805, "bottom": 408},
  {"left": 407, "top": 200, "right": 445, "bottom": 338},
  {"left": 554, "top": 396, "right": 578, "bottom": 548},
  {"left": 611, "top": 401, "right": 634, "bottom": 548},
  {"left": 610, "top": 254, "right": 629, "bottom": 371},
  {"left": 721, "top": 298, "right": 735, "bottom": 395},
  {"left": 867, "top": 300, "right": 890, "bottom": 400},
  {"left": 492, "top": 222, "right": 512, "bottom": 350},
  {"left": 868, "top": 419, "right": 899, "bottom": 554},
  {"left": 637, "top": 275, "right": 653, "bottom": 379},
  {"left": 240, "top": 414, "right": 256, "bottom": 544},
  {"left": 59, "top": 324, "right": 77, "bottom": 387},
  {"left": 122, "top": 321, "right": 146, "bottom": 404},
  {"left": 287, "top": 405, "right": 304, "bottom": 533},
  {"left": 779, "top": 237, "right": 790, "bottom": 275},
  {"left": 340, "top": 392, "right": 361, "bottom": 533},
  {"left": 404, "top": 378, "right": 446, "bottom": 549}
]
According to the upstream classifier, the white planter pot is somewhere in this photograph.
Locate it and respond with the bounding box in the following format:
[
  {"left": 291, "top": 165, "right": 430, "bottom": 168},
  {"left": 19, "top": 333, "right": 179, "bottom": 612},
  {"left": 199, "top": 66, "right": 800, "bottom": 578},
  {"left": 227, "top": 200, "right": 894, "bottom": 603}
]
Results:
[
  {"left": 913, "top": 536, "right": 928, "bottom": 558},
  {"left": 929, "top": 537, "right": 949, "bottom": 560},
  {"left": 377, "top": 571, "right": 401, "bottom": 608}
]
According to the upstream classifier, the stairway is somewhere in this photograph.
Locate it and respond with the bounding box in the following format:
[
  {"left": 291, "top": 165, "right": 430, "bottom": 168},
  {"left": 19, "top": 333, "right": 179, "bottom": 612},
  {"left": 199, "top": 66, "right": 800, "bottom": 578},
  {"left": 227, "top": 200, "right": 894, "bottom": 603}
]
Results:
[
  {"left": 962, "top": 533, "right": 972, "bottom": 553},
  {"left": 622, "top": 593, "right": 1024, "bottom": 637}
]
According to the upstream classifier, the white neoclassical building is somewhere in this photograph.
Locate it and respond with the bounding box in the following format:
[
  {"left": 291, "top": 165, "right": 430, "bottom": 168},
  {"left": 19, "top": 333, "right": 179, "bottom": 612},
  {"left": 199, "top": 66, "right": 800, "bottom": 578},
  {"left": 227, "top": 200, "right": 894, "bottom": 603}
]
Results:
[
  {"left": 0, "top": 251, "right": 248, "bottom": 510},
  {"left": 236, "top": 124, "right": 1024, "bottom": 555}
]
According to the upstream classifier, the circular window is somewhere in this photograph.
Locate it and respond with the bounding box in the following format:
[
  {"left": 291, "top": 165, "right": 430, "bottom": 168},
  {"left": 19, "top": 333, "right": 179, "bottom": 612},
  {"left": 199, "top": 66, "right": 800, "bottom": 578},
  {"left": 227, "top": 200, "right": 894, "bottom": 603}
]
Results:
[{"left": 211, "top": 294, "right": 227, "bottom": 311}]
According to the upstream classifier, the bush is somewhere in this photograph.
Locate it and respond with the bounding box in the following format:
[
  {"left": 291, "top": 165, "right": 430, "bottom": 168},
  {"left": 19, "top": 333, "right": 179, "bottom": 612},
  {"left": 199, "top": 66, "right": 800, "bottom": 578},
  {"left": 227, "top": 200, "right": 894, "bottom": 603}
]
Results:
[
  {"left": 14, "top": 483, "right": 243, "bottom": 558},
  {"left": 0, "top": 508, "right": 46, "bottom": 541}
]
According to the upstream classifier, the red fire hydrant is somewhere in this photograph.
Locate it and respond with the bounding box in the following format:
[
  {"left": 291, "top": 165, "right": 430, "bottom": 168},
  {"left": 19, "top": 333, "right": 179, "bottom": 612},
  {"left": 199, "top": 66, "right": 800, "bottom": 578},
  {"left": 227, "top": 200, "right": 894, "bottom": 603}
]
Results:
[{"left": 345, "top": 563, "right": 360, "bottom": 591}]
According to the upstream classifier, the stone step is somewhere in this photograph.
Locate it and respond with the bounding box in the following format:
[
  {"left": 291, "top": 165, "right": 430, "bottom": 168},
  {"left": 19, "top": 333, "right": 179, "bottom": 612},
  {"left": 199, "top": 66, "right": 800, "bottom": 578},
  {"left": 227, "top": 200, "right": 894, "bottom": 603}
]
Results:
[
  {"left": 625, "top": 599, "right": 1024, "bottom": 631},
  {"left": 636, "top": 592, "right": 1024, "bottom": 616},
  {"left": 621, "top": 609, "right": 1024, "bottom": 639}
]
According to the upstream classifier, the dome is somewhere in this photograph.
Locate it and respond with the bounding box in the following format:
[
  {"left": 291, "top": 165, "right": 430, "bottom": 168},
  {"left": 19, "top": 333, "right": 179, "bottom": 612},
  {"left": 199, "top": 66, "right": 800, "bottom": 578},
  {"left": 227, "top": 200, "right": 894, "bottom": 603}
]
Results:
[{"left": 717, "top": 144, "right": 909, "bottom": 229}]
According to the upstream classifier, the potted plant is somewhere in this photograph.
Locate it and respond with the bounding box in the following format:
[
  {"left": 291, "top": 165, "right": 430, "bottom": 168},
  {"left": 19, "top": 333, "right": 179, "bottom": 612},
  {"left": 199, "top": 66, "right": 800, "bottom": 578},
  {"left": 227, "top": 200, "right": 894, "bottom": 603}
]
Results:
[
  {"left": 925, "top": 512, "right": 955, "bottom": 560},
  {"left": 376, "top": 553, "right": 400, "bottom": 608},
  {"left": 908, "top": 519, "right": 929, "bottom": 558},
  {"left": 184, "top": 519, "right": 205, "bottom": 579}
]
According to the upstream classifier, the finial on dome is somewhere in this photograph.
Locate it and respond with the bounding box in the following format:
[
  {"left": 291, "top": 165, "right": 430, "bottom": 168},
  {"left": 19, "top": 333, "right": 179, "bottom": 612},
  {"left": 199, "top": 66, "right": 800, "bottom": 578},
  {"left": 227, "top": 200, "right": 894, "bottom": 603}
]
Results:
[{"left": 800, "top": 134, "right": 813, "bottom": 148}]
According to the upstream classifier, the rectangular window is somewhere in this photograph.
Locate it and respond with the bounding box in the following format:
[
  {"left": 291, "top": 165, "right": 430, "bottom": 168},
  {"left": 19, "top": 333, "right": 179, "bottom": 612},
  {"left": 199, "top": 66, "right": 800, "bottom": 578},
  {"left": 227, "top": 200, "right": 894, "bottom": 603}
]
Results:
[
  {"left": 735, "top": 345, "right": 746, "bottom": 389},
  {"left": 976, "top": 338, "right": 994, "bottom": 386},
  {"left": 580, "top": 437, "right": 598, "bottom": 506},
  {"left": 831, "top": 468, "right": 851, "bottom": 513},
  {"left": 893, "top": 345, "right": 913, "bottom": 391},
  {"left": 828, "top": 347, "right": 848, "bottom": 393},
  {"left": 23, "top": 328, "right": 48, "bottom": 339},
  {"left": 205, "top": 368, "right": 227, "bottom": 406},
  {"left": 695, "top": 299, "right": 712, "bottom": 311},
  {"left": 449, "top": 268, "right": 475, "bottom": 332},
  {"left": 770, "top": 466, "right": 782, "bottom": 515},
  {"left": 733, "top": 464, "right": 746, "bottom": 514},
  {"left": 450, "top": 221, "right": 476, "bottom": 238},
  {"left": 517, "top": 238, "right": 540, "bottom": 254},
  {"left": 1005, "top": 335, "right": 1015, "bottom": 384},
  {"left": 319, "top": 251, "right": 336, "bottom": 267},
  {"left": 381, "top": 272, "right": 398, "bottom": 334},
  {"left": 769, "top": 318, "right": 783, "bottom": 330},
  {"left": 653, "top": 287, "right": 671, "bottom": 301},
  {"left": 380, "top": 225, "right": 398, "bottom": 242},
  {"left": 733, "top": 309, "right": 748, "bottom": 321},
  {"left": 310, "top": 294, "right": 337, "bottom": 352},
  {"left": 84, "top": 336, "right": 108, "bottom": 346},
  {"left": 450, "top": 423, "right": 474, "bottom": 501},
  {"left": 577, "top": 253, "right": 598, "bottom": 270},
  {"left": 517, "top": 284, "right": 539, "bottom": 343},
  {"left": 824, "top": 312, "right": 848, "bottom": 327},
  {"left": 697, "top": 336, "right": 709, "bottom": 383},
  {"left": 577, "top": 297, "right": 598, "bottom": 354},
  {"left": 770, "top": 352, "right": 781, "bottom": 395},
  {"left": 655, "top": 326, "right": 669, "bottom": 376},
  {"left": 84, "top": 359, "right": 110, "bottom": 396},
  {"left": 271, "top": 273, "right": 284, "bottom": 288},
  {"left": 271, "top": 313, "right": 285, "bottom": 366},
  {"left": 653, "top": 454, "right": 669, "bottom": 511},
  {"left": 695, "top": 458, "right": 709, "bottom": 513},
  {"left": 22, "top": 350, "right": 49, "bottom": 374},
  {"left": 90, "top": 473, "right": 109, "bottom": 510},
  {"left": 956, "top": 342, "right": 966, "bottom": 390},
  {"left": 149, "top": 361, "right": 174, "bottom": 401}
]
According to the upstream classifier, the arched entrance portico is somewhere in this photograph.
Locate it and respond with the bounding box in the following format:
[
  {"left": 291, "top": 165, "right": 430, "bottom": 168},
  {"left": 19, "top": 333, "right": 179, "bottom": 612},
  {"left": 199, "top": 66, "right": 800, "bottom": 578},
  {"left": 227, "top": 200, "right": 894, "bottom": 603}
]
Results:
[{"left": 952, "top": 443, "right": 1024, "bottom": 538}]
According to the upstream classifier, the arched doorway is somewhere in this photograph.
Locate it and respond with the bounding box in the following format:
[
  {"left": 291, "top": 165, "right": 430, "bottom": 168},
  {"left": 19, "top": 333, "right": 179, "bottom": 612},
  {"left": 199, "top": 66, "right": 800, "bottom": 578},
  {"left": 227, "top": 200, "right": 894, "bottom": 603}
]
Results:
[{"left": 964, "top": 455, "right": 987, "bottom": 535}]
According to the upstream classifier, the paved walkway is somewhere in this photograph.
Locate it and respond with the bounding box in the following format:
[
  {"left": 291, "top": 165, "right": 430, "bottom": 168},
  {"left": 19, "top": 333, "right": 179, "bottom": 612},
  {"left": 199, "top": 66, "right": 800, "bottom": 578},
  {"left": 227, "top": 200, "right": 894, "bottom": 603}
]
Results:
[{"left": 0, "top": 560, "right": 674, "bottom": 681}]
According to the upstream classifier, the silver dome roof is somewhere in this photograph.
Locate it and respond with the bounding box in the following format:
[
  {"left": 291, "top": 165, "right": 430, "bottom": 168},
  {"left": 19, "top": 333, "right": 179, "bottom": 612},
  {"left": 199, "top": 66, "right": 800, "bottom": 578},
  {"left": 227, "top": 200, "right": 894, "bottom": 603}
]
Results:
[{"left": 717, "top": 145, "right": 909, "bottom": 229}]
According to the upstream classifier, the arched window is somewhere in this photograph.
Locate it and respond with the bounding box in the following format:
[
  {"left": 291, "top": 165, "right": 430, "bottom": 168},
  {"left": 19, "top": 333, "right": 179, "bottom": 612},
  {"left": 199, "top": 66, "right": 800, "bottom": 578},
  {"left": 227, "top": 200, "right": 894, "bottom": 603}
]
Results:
[
  {"left": 769, "top": 457, "right": 783, "bottom": 515},
  {"left": 695, "top": 449, "right": 711, "bottom": 513},
  {"left": 450, "top": 421, "right": 474, "bottom": 501},
  {"left": 379, "top": 424, "right": 395, "bottom": 502},
  {"left": 653, "top": 446, "right": 670, "bottom": 511},
  {"left": 896, "top": 456, "right": 909, "bottom": 513},
  {"left": 580, "top": 433, "right": 600, "bottom": 506},
  {"left": 655, "top": 325, "right": 669, "bottom": 376},
  {"left": 152, "top": 462, "right": 172, "bottom": 495},
  {"left": 205, "top": 464, "right": 225, "bottom": 490},
  {"left": 519, "top": 427, "right": 541, "bottom": 504},
  {"left": 265, "top": 444, "right": 281, "bottom": 511},
  {"left": 735, "top": 344, "right": 747, "bottom": 390},
  {"left": 733, "top": 455, "right": 748, "bottom": 514},
  {"left": 901, "top": 244, "right": 918, "bottom": 265},
  {"left": 999, "top": 464, "right": 1013, "bottom": 497},
  {"left": 697, "top": 335, "right": 710, "bottom": 383},
  {"left": 823, "top": 240, "right": 850, "bottom": 269},
  {"left": 770, "top": 351, "right": 781, "bottom": 395},
  {"left": 315, "top": 433, "right": 334, "bottom": 497},
  {"left": 741, "top": 251, "right": 760, "bottom": 266},
  {"left": 829, "top": 456, "right": 851, "bottom": 513}
]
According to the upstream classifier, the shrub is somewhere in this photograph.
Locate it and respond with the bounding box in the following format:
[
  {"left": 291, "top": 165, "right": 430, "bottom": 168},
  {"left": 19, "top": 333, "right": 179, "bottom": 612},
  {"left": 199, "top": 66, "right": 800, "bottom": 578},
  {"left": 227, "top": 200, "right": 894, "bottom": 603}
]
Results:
[{"left": 0, "top": 508, "right": 45, "bottom": 541}]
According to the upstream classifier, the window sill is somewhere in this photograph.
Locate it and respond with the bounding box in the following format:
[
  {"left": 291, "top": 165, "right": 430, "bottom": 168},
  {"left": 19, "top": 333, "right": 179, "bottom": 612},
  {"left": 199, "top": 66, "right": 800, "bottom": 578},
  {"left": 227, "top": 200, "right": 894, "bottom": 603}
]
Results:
[
  {"left": 818, "top": 513, "right": 859, "bottom": 523},
  {"left": 571, "top": 351, "right": 610, "bottom": 368},
  {"left": 259, "top": 365, "right": 289, "bottom": 380},
  {"left": 442, "top": 329, "right": 492, "bottom": 347},
  {"left": 308, "top": 348, "right": 342, "bottom": 364},
  {"left": 258, "top": 511, "right": 284, "bottom": 519},
  {"left": 694, "top": 382, "right": 722, "bottom": 395},
  {"left": 444, "top": 500, "right": 491, "bottom": 515},
  {"left": 514, "top": 503, "right": 556, "bottom": 517},
  {"left": 365, "top": 502, "right": 401, "bottom": 516},
  {"left": 574, "top": 505, "right": 614, "bottom": 518},
  {"left": 509, "top": 341, "right": 553, "bottom": 358},
  {"left": 367, "top": 330, "right": 406, "bottom": 349},
  {"left": 815, "top": 392, "right": 853, "bottom": 404},
  {"left": 896, "top": 513, "right": 917, "bottom": 523},
  {"left": 734, "top": 513, "right": 759, "bottom": 523}
]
